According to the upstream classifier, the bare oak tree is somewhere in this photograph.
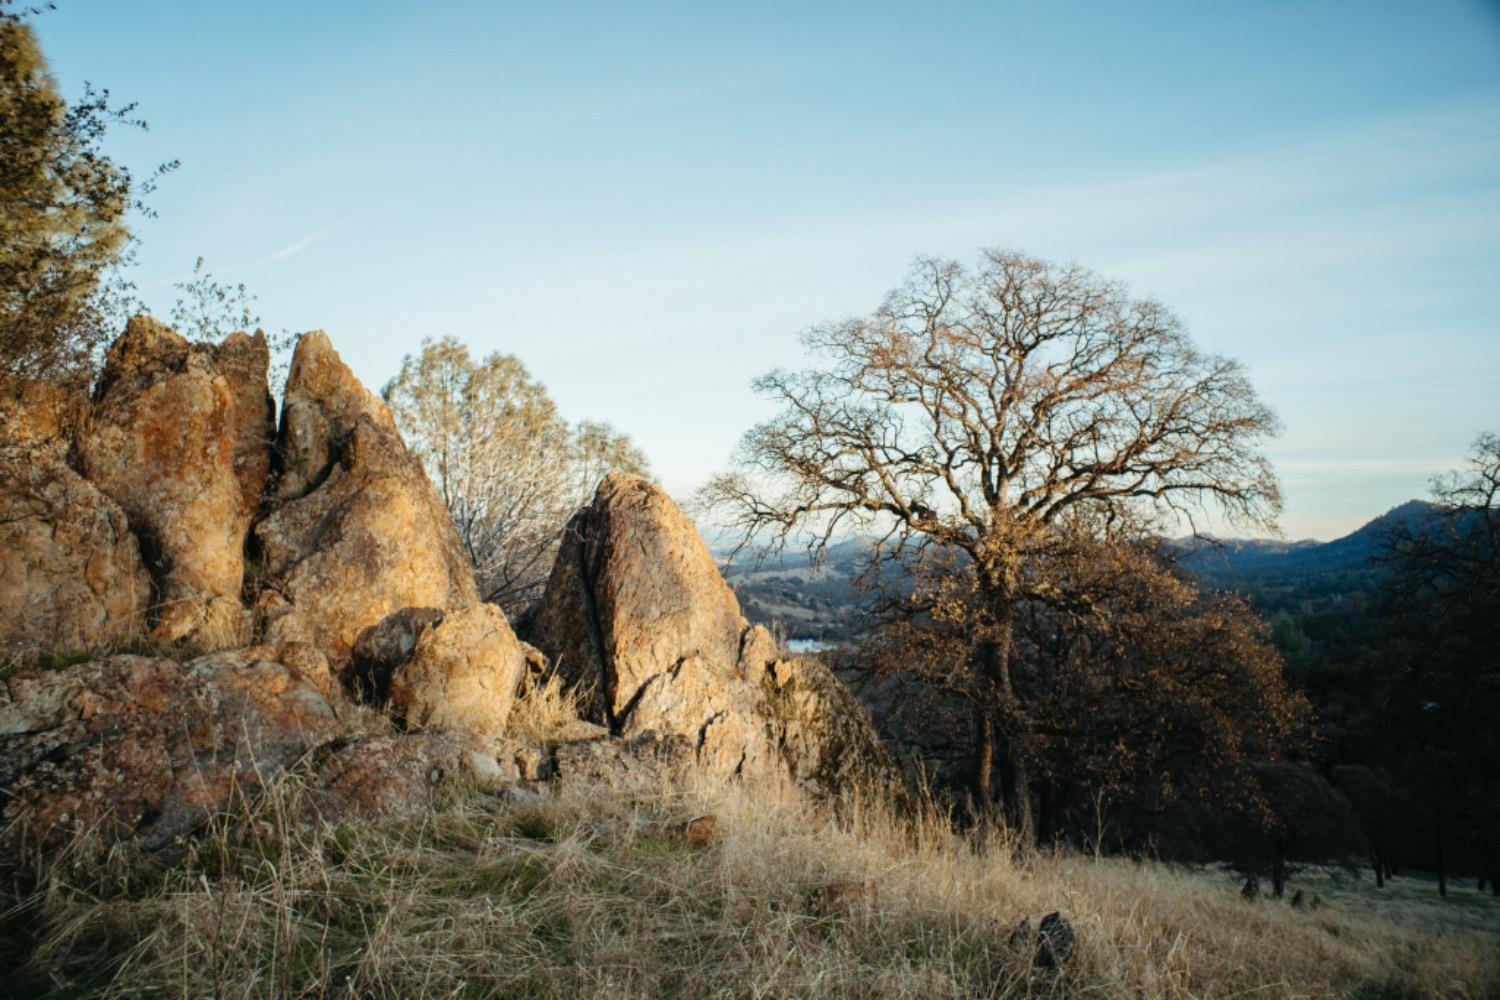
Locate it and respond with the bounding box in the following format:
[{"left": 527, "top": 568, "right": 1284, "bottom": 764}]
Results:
[{"left": 704, "top": 251, "right": 1281, "bottom": 843}]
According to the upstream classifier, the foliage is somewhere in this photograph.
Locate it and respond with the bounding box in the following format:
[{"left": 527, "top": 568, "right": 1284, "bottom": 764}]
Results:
[
  {"left": 0, "top": 10, "right": 171, "bottom": 392},
  {"left": 1374, "top": 433, "right": 1500, "bottom": 893},
  {"left": 856, "top": 539, "right": 1312, "bottom": 844},
  {"left": 383, "top": 336, "right": 649, "bottom": 615},
  {"left": 1228, "top": 762, "right": 1360, "bottom": 898},
  {"left": 168, "top": 255, "right": 259, "bottom": 344},
  {"left": 705, "top": 250, "right": 1284, "bottom": 843},
  {"left": 1189, "top": 435, "right": 1500, "bottom": 893}
]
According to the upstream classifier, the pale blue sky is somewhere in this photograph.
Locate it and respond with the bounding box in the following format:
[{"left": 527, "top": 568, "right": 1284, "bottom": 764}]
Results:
[{"left": 32, "top": 1, "right": 1500, "bottom": 539}]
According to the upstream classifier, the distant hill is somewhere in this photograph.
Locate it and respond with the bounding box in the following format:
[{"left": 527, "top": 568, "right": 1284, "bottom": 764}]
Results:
[
  {"left": 718, "top": 537, "right": 878, "bottom": 642},
  {"left": 721, "top": 501, "right": 1446, "bottom": 641},
  {"left": 1169, "top": 500, "right": 1437, "bottom": 599}
]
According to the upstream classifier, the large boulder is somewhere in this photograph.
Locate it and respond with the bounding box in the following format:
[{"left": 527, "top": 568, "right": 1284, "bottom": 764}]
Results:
[
  {"left": 0, "top": 647, "right": 342, "bottom": 854},
  {"left": 550, "top": 731, "right": 694, "bottom": 795},
  {"left": 0, "top": 380, "right": 152, "bottom": 663},
  {"left": 78, "top": 318, "right": 275, "bottom": 649},
  {"left": 388, "top": 604, "right": 530, "bottom": 738},
  {"left": 529, "top": 472, "right": 756, "bottom": 725},
  {"left": 253, "top": 333, "right": 479, "bottom": 669},
  {"left": 529, "top": 473, "right": 899, "bottom": 798}
]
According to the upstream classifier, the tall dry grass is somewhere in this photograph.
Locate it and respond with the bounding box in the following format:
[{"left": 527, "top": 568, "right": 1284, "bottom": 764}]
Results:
[{"left": 2, "top": 769, "right": 1495, "bottom": 999}]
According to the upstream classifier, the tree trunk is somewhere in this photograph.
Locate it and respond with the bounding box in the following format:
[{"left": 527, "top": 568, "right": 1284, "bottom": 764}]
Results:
[
  {"left": 1271, "top": 855, "right": 1287, "bottom": 899},
  {"left": 973, "top": 706, "right": 996, "bottom": 823},
  {"left": 978, "top": 595, "right": 1035, "bottom": 851},
  {"left": 1436, "top": 828, "right": 1448, "bottom": 898},
  {"left": 1370, "top": 847, "right": 1385, "bottom": 889},
  {"left": 1037, "top": 779, "right": 1057, "bottom": 847},
  {"left": 1005, "top": 748, "right": 1036, "bottom": 849}
]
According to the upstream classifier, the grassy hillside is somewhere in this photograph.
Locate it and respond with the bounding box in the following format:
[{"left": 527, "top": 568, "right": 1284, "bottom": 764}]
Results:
[{"left": 4, "top": 773, "right": 1495, "bottom": 999}]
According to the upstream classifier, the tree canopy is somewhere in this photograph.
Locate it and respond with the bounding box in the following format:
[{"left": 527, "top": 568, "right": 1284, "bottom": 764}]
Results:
[
  {"left": 0, "top": 12, "right": 166, "bottom": 391},
  {"left": 707, "top": 250, "right": 1286, "bottom": 842}
]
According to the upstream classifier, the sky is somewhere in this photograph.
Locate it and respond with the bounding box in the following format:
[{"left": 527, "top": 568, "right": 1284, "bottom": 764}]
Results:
[{"left": 30, "top": 0, "right": 1500, "bottom": 540}]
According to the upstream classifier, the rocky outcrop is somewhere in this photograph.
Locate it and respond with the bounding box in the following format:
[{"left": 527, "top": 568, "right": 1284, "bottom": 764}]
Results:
[
  {"left": 79, "top": 317, "right": 275, "bottom": 648},
  {"left": 268, "top": 330, "right": 395, "bottom": 502},
  {"left": 0, "top": 648, "right": 341, "bottom": 854},
  {"left": 306, "top": 732, "right": 548, "bottom": 824},
  {"left": 253, "top": 333, "right": 479, "bottom": 669},
  {"left": 0, "top": 381, "right": 151, "bottom": 663},
  {"left": 389, "top": 604, "right": 530, "bottom": 738},
  {"left": 0, "top": 322, "right": 907, "bottom": 867},
  {"left": 529, "top": 473, "right": 898, "bottom": 798}
]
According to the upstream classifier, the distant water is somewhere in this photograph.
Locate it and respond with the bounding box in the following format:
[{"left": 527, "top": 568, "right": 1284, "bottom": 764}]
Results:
[{"left": 786, "top": 638, "right": 830, "bottom": 654}]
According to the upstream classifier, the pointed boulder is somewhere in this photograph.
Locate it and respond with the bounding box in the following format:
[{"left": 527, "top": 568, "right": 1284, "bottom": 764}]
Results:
[
  {"left": 529, "top": 473, "right": 900, "bottom": 798},
  {"left": 78, "top": 318, "right": 275, "bottom": 649},
  {"left": 253, "top": 333, "right": 478, "bottom": 669}
]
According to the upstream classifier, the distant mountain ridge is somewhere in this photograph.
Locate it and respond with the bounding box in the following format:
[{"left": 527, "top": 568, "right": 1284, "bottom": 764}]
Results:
[
  {"left": 720, "top": 501, "right": 1445, "bottom": 640},
  {"left": 1171, "top": 500, "right": 1437, "bottom": 590}
]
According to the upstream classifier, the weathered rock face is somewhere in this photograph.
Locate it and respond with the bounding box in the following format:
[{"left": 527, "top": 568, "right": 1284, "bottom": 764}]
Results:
[
  {"left": 0, "top": 452, "right": 153, "bottom": 663},
  {"left": 529, "top": 473, "right": 898, "bottom": 797},
  {"left": 0, "top": 377, "right": 85, "bottom": 458},
  {"left": 550, "top": 731, "right": 694, "bottom": 794},
  {"left": 79, "top": 317, "right": 275, "bottom": 649},
  {"left": 269, "top": 330, "right": 396, "bottom": 502},
  {"left": 530, "top": 473, "right": 754, "bottom": 725},
  {"left": 253, "top": 333, "right": 479, "bottom": 669},
  {"left": 306, "top": 732, "right": 548, "bottom": 824},
  {"left": 388, "top": 604, "right": 529, "bottom": 738},
  {"left": 0, "top": 647, "right": 341, "bottom": 854}
]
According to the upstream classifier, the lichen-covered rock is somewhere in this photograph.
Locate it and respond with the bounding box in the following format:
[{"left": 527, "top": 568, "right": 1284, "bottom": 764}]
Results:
[
  {"left": 1035, "top": 912, "right": 1077, "bottom": 969},
  {"left": 0, "top": 448, "right": 152, "bottom": 664},
  {"left": 763, "top": 656, "right": 906, "bottom": 799},
  {"left": 551, "top": 731, "right": 694, "bottom": 794},
  {"left": 0, "top": 648, "right": 341, "bottom": 854},
  {"left": 389, "top": 604, "right": 529, "bottom": 738},
  {"left": 305, "top": 732, "right": 547, "bottom": 824},
  {"left": 188, "top": 641, "right": 339, "bottom": 701},
  {"left": 253, "top": 333, "right": 478, "bottom": 669},
  {"left": 78, "top": 318, "right": 275, "bottom": 649},
  {"left": 529, "top": 473, "right": 898, "bottom": 799},
  {"left": 0, "top": 376, "right": 85, "bottom": 458},
  {"left": 269, "top": 329, "right": 395, "bottom": 501}
]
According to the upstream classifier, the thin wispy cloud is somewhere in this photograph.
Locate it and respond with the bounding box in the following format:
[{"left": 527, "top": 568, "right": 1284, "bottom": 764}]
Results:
[{"left": 261, "top": 225, "right": 331, "bottom": 264}]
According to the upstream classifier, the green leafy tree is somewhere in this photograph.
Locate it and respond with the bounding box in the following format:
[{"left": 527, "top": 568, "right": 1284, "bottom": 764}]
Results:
[
  {"left": 383, "top": 336, "right": 649, "bottom": 616},
  {"left": 0, "top": 6, "right": 171, "bottom": 391}
]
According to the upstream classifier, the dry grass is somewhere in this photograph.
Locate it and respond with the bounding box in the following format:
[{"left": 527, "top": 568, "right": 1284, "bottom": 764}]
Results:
[
  {"left": 505, "top": 670, "right": 597, "bottom": 742},
  {"left": 2, "top": 773, "right": 1495, "bottom": 999}
]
